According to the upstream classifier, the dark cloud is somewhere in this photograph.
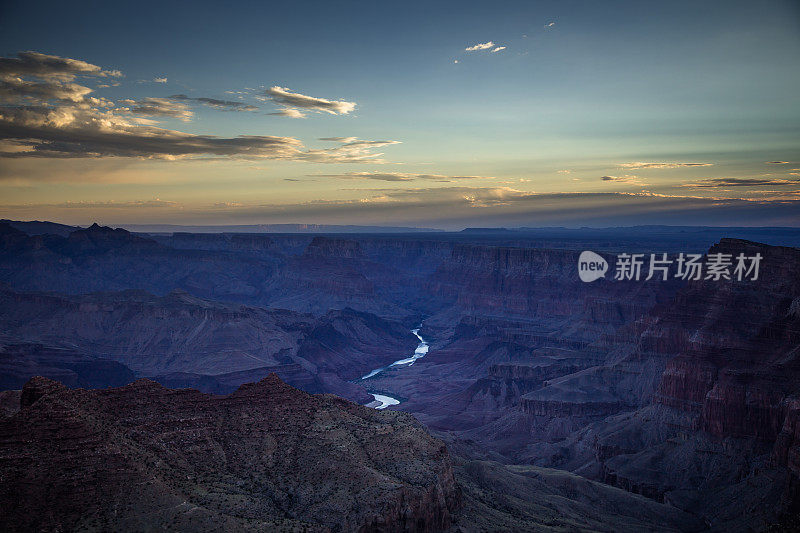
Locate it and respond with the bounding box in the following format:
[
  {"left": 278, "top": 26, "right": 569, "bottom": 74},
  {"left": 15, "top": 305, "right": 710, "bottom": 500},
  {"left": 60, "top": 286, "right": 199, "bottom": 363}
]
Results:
[
  {"left": 600, "top": 175, "right": 644, "bottom": 185},
  {"left": 0, "top": 51, "right": 121, "bottom": 81},
  {"left": 0, "top": 105, "right": 397, "bottom": 162},
  {"left": 313, "top": 171, "right": 488, "bottom": 182},
  {"left": 0, "top": 199, "right": 179, "bottom": 209},
  {"left": 0, "top": 51, "right": 120, "bottom": 106},
  {"left": 169, "top": 94, "right": 258, "bottom": 112},
  {"left": 0, "top": 77, "right": 93, "bottom": 103},
  {"left": 617, "top": 162, "right": 713, "bottom": 169},
  {"left": 119, "top": 98, "right": 193, "bottom": 121},
  {"left": 0, "top": 107, "right": 300, "bottom": 159},
  {"left": 683, "top": 177, "right": 800, "bottom": 188}
]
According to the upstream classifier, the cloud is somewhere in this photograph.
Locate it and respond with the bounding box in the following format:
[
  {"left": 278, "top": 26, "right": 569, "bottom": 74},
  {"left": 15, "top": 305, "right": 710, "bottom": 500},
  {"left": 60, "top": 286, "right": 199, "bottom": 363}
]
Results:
[
  {"left": 264, "top": 86, "right": 356, "bottom": 117},
  {"left": 269, "top": 107, "right": 306, "bottom": 118},
  {"left": 1, "top": 199, "right": 179, "bottom": 209},
  {"left": 189, "top": 188, "right": 800, "bottom": 224},
  {"left": 153, "top": 77, "right": 168, "bottom": 83},
  {"left": 312, "top": 172, "right": 490, "bottom": 182},
  {"left": 465, "top": 41, "right": 496, "bottom": 51},
  {"left": 766, "top": 161, "right": 791, "bottom": 164},
  {"left": 0, "top": 103, "right": 397, "bottom": 162},
  {"left": 119, "top": 97, "right": 193, "bottom": 121},
  {"left": 682, "top": 177, "right": 800, "bottom": 188},
  {"left": 0, "top": 52, "right": 395, "bottom": 164},
  {"left": 617, "top": 162, "right": 713, "bottom": 169},
  {"left": 300, "top": 138, "right": 401, "bottom": 164},
  {"left": 0, "top": 76, "right": 94, "bottom": 103},
  {"left": 0, "top": 51, "right": 121, "bottom": 81},
  {"left": 169, "top": 94, "right": 258, "bottom": 112},
  {"left": 601, "top": 175, "right": 646, "bottom": 185},
  {"left": 465, "top": 41, "right": 508, "bottom": 55},
  {"left": 545, "top": 22, "right": 555, "bottom": 28},
  {"left": 0, "top": 51, "right": 121, "bottom": 106},
  {"left": 318, "top": 136, "right": 358, "bottom": 143}
]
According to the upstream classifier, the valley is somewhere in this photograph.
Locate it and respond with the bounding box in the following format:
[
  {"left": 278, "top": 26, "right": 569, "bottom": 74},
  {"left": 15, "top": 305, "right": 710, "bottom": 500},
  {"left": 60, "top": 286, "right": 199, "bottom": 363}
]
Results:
[{"left": 2, "top": 221, "right": 800, "bottom": 531}]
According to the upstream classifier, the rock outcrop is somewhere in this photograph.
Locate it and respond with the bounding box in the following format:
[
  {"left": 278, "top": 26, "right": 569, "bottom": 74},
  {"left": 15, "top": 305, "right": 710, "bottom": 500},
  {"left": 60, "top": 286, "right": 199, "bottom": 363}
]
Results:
[{"left": 0, "top": 375, "right": 460, "bottom": 532}]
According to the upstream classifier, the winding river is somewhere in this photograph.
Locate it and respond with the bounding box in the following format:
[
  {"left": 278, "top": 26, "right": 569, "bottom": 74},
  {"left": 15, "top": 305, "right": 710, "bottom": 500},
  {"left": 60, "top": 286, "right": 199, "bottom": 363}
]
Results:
[{"left": 362, "top": 327, "right": 428, "bottom": 409}]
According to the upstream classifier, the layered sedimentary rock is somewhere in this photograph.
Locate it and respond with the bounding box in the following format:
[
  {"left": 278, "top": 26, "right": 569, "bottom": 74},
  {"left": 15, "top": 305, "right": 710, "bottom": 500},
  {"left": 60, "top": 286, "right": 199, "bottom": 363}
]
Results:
[
  {"left": 0, "top": 375, "right": 460, "bottom": 532},
  {"left": 529, "top": 239, "right": 800, "bottom": 528},
  {"left": 0, "top": 341, "right": 136, "bottom": 390},
  {"left": 0, "top": 286, "right": 418, "bottom": 403},
  {"left": 4, "top": 220, "right": 800, "bottom": 529}
]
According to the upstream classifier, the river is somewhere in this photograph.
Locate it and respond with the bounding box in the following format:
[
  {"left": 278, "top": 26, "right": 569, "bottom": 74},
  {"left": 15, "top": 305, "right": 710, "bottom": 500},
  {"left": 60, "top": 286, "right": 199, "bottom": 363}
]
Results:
[{"left": 362, "top": 327, "right": 428, "bottom": 409}]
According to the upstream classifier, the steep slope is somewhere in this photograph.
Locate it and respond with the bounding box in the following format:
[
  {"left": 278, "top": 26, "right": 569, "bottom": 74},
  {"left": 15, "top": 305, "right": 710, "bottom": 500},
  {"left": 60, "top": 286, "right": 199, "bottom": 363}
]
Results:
[
  {"left": 0, "top": 286, "right": 419, "bottom": 403},
  {"left": 510, "top": 239, "right": 800, "bottom": 529},
  {"left": 0, "top": 375, "right": 709, "bottom": 532},
  {"left": 0, "top": 341, "right": 136, "bottom": 390},
  {"left": 0, "top": 375, "right": 460, "bottom": 532},
  {"left": 450, "top": 460, "right": 704, "bottom": 532}
]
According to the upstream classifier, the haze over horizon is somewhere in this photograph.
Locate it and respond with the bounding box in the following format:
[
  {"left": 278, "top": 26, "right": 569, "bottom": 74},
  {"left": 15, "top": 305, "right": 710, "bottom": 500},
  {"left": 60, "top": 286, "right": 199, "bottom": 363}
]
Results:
[{"left": 1, "top": 0, "right": 799, "bottom": 228}]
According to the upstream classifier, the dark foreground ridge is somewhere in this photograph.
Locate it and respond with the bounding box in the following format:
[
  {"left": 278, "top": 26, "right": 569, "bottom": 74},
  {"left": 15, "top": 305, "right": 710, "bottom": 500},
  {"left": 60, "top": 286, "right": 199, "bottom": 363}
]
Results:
[
  {"left": 0, "top": 374, "right": 459, "bottom": 532},
  {"left": 0, "top": 375, "right": 706, "bottom": 532}
]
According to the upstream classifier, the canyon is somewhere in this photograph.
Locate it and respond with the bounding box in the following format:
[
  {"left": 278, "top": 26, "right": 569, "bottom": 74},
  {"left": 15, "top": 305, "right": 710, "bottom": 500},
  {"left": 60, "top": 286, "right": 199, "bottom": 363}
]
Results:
[{"left": 1, "top": 221, "right": 799, "bottom": 531}]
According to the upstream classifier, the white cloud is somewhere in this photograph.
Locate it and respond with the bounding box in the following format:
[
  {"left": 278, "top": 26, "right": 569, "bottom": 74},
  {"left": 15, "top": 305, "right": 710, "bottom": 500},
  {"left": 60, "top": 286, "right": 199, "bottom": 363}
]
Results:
[
  {"left": 264, "top": 86, "right": 356, "bottom": 117},
  {"left": 465, "top": 41, "right": 496, "bottom": 51},
  {"left": 153, "top": 77, "right": 168, "bottom": 83},
  {"left": 491, "top": 46, "right": 506, "bottom": 53}
]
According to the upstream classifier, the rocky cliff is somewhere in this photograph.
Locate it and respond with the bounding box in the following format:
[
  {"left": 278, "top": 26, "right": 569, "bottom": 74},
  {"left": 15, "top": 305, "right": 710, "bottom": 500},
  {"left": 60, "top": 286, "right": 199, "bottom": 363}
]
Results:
[
  {"left": 524, "top": 239, "right": 800, "bottom": 529},
  {"left": 0, "top": 286, "right": 419, "bottom": 403},
  {"left": 0, "top": 375, "right": 460, "bottom": 532}
]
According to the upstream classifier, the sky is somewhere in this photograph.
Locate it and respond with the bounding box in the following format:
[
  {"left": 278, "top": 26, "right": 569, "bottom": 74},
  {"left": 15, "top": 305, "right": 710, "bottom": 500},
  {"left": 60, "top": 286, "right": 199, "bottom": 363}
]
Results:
[{"left": 0, "top": 0, "right": 798, "bottom": 229}]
